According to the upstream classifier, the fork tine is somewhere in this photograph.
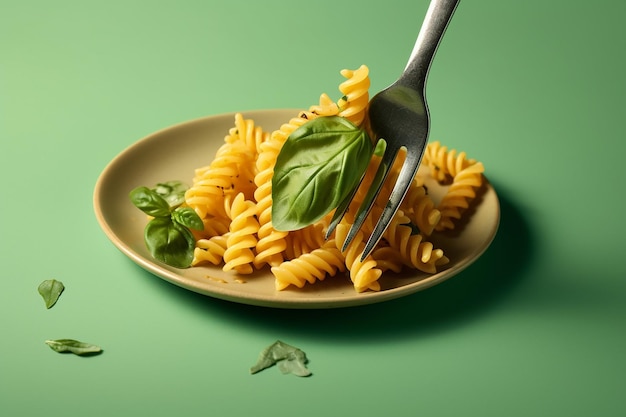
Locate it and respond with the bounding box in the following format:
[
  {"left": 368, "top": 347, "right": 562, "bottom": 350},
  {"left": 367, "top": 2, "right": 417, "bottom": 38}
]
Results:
[
  {"left": 341, "top": 144, "right": 400, "bottom": 252},
  {"left": 360, "top": 150, "right": 423, "bottom": 260}
]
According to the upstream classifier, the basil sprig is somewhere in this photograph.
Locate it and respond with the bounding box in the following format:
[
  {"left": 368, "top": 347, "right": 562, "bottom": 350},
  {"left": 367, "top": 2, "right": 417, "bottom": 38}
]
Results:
[
  {"left": 129, "top": 181, "right": 203, "bottom": 268},
  {"left": 271, "top": 116, "right": 373, "bottom": 231}
]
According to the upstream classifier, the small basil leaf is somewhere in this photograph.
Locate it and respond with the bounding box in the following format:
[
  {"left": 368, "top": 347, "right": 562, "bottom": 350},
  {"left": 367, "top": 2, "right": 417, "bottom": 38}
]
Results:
[
  {"left": 272, "top": 116, "right": 373, "bottom": 231},
  {"left": 45, "top": 339, "right": 102, "bottom": 356},
  {"left": 37, "top": 279, "right": 65, "bottom": 309},
  {"left": 144, "top": 217, "right": 195, "bottom": 268},
  {"left": 171, "top": 207, "right": 204, "bottom": 231},
  {"left": 154, "top": 181, "right": 188, "bottom": 208},
  {"left": 250, "top": 340, "right": 311, "bottom": 377},
  {"left": 129, "top": 186, "right": 171, "bottom": 217}
]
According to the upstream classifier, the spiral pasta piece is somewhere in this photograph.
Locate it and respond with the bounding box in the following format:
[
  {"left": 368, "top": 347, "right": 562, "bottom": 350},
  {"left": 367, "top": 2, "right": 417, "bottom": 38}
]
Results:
[
  {"left": 272, "top": 240, "right": 346, "bottom": 290},
  {"left": 382, "top": 209, "right": 448, "bottom": 273},
  {"left": 400, "top": 177, "right": 441, "bottom": 236},
  {"left": 283, "top": 222, "right": 327, "bottom": 260},
  {"left": 423, "top": 141, "right": 485, "bottom": 231},
  {"left": 309, "top": 93, "right": 340, "bottom": 117},
  {"left": 334, "top": 223, "right": 383, "bottom": 293},
  {"left": 337, "top": 65, "right": 370, "bottom": 126},
  {"left": 185, "top": 122, "right": 257, "bottom": 219},
  {"left": 436, "top": 162, "right": 484, "bottom": 230},
  {"left": 223, "top": 193, "right": 259, "bottom": 274},
  {"left": 192, "top": 234, "right": 229, "bottom": 266},
  {"left": 370, "top": 246, "right": 405, "bottom": 274},
  {"left": 231, "top": 112, "right": 266, "bottom": 155},
  {"left": 251, "top": 115, "right": 303, "bottom": 269},
  {"left": 252, "top": 102, "right": 334, "bottom": 269},
  {"left": 423, "top": 141, "right": 478, "bottom": 182}
]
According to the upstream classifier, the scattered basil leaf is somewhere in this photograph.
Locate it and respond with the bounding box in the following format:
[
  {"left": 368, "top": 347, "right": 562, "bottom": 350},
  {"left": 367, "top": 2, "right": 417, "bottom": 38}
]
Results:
[
  {"left": 37, "top": 279, "right": 65, "bottom": 309},
  {"left": 250, "top": 340, "right": 311, "bottom": 377},
  {"left": 144, "top": 217, "right": 196, "bottom": 268},
  {"left": 154, "top": 181, "right": 188, "bottom": 208},
  {"left": 129, "top": 186, "right": 171, "bottom": 217},
  {"left": 272, "top": 116, "right": 373, "bottom": 231},
  {"left": 171, "top": 206, "right": 204, "bottom": 231},
  {"left": 45, "top": 339, "right": 102, "bottom": 356}
]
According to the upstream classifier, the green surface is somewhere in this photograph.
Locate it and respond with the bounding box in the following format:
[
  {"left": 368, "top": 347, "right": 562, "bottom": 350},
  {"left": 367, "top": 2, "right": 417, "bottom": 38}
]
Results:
[{"left": 1, "top": 1, "right": 625, "bottom": 416}]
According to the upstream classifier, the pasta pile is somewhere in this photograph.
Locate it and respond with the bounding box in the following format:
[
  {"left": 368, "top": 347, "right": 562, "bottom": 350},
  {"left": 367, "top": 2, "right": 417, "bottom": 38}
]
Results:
[{"left": 185, "top": 65, "right": 485, "bottom": 293}]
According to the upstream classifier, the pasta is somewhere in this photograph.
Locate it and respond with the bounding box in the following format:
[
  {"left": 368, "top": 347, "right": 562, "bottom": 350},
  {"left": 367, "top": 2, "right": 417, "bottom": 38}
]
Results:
[
  {"left": 222, "top": 193, "right": 259, "bottom": 274},
  {"left": 272, "top": 240, "right": 346, "bottom": 290},
  {"left": 423, "top": 141, "right": 485, "bottom": 231},
  {"left": 184, "top": 65, "right": 485, "bottom": 293}
]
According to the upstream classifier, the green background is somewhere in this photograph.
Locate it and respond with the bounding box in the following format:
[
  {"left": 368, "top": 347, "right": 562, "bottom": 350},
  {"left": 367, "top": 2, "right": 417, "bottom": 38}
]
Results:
[{"left": 2, "top": 1, "right": 625, "bottom": 416}]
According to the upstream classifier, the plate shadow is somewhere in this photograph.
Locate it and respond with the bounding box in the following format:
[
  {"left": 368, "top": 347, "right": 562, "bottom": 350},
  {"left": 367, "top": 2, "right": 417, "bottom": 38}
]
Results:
[{"left": 138, "top": 182, "right": 535, "bottom": 343}]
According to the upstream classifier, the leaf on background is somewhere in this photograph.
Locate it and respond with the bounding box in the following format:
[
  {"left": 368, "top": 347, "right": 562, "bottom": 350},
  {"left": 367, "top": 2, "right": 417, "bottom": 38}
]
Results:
[
  {"left": 37, "top": 279, "right": 65, "bottom": 309},
  {"left": 44, "top": 339, "right": 102, "bottom": 356},
  {"left": 250, "top": 340, "right": 311, "bottom": 377}
]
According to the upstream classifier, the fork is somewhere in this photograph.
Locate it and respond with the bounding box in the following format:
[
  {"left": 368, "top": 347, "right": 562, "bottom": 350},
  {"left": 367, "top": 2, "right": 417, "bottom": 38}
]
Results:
[{"left": 326, "top": 0, "right": 460, "bottom": 261}]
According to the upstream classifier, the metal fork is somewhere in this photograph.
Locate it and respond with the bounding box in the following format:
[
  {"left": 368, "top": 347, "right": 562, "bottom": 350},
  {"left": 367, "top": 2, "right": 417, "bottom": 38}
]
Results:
[{"left": 326, "top": 0, "right": 460, "bottom": 260}]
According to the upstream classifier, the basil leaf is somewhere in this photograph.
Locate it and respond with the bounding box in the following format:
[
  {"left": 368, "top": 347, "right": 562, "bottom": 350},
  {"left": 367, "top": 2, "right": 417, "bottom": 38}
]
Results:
[
  {"left": 45, "top": 339, "right": 102, "bottom": 355},
  {"left": 171, "top": 207, "right": 204, "bottom": 231},
  {"left": 271, "top": 116, "right": 373, "bottom": 231},
  {"left": 154, "top": 181, "right": 188, "bottom": 208},
  {"left": 250, "top": 340, "right": 311, "bottom": 377},
  {"left": 129, "top": 186, "right": 171, "bottom": 217},
  {"left": 37, "top": 279, "right": 65, "bottom": 309},
  {"left": 144, "top": 217, "right": 196, "bottom": 268}
]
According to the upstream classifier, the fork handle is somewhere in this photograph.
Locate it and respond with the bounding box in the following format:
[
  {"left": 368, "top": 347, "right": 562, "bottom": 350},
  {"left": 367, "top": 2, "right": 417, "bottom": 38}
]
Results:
[{"left": 401, "top": 0, "right": 460, "bottom": 91}]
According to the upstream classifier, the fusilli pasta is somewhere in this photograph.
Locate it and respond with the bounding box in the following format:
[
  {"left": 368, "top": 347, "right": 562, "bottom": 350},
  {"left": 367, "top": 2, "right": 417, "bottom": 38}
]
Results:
[{"left": 180, "top": 65, "right": 485, "bottom": 293}]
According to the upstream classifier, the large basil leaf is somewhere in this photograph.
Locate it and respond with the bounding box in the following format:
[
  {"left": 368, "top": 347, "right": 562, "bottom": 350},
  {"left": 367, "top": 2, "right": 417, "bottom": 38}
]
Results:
[
  {"left": 144, "top": 217, "right": 196, "bottom": 268},
  {"left": 271, "top": 116, "right": 373, "bottom": 231}
]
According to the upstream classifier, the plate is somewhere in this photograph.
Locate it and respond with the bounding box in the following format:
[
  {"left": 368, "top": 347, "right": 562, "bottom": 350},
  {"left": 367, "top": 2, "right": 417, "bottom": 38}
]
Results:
[{"left": 93, "top": 109, "right": 500, "bottom": 308}]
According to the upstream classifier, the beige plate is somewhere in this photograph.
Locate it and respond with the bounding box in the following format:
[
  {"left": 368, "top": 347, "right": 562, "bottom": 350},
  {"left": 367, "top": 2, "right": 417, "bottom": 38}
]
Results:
[{"left": 93, "top": 109, "right": 500, "bottom": 309}]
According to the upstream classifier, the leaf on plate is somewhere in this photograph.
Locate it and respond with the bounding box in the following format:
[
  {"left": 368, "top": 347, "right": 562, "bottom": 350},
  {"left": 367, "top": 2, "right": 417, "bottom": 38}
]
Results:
[
  {"left": 129, "top": 186, "right": 172, "bottom": 217},
  {"left": 153, "top": 180, "right": 188, "bottom": 208},
  {"left": 45, "top": 339, "right": 102, "bottom": 356},
  {"left": 250, "top": 340, "right": 311, "bottom": 377},
  {"left": 144, "top": 216, "right": 196, "bottom": 268},
  {"left": 37, "top": 279, "right": 65, "bottom": 309}
]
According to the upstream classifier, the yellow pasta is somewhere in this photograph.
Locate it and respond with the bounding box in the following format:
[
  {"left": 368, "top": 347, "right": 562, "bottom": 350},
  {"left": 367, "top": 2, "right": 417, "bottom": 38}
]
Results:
[
  {"left": 272, "top": 240, "right": 346, "bottom": 290},
  {"left": 223, "top": 193, "right": 259, "bottom": 274},
  {"left": 337, "top": 64, "right": 370, "bottom": 126},
  {"left": 400, "top": 177, "right": 441, "bottom": 236},
  {"left": 381, "top": 209, "right": 449, "bottom": 273},
  {"left": 334, "top": 223, "right": 383, "bottom": 293},
  {"left": 192, "top": 234, "right": 229, "bottom": 266},
  {"left": 180, "top": 65, "right": 485, "bottom": 293},
  {"left": 423, "top": 141, "right": 485, "bottom": 231}
]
